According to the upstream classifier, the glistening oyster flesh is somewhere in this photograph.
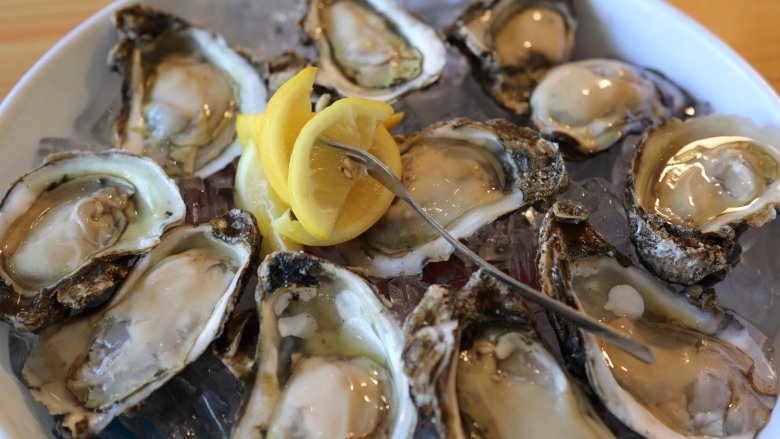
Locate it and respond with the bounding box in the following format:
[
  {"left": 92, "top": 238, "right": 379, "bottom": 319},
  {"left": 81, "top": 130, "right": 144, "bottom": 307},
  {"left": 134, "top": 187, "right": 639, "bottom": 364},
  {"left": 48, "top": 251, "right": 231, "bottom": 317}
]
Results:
[
  {"left": 232, "top": 251, "right": 415, "bottom": 438},
  {"left": 0, "top": 150, "right": 185, "bottom": 332},
  {"left": 302, "top": 0, "right": 447, "bottom": 102},
  {"left": 110, "top": 5, "right": 267, "bottom": 177},
  {"left": 626, "top": 115, "right": 780, "bottom": 284},
  {"left": 23, "top": 210, "right": 259, "bottom": 439},
  {"left": 537, "top": 203, "right": 777, "bottom": 438},
  {"left": 403, "top": 270, "right": 614, "bottom": 438},
  {"left": 339, "top": 118, "right": 568, "bottom": 278},
  {"left": 530, "top": 58, "right": 694, "bottom": 158},
  {"left": 448, "top": 0, "right": 576, "bottom": 115}
]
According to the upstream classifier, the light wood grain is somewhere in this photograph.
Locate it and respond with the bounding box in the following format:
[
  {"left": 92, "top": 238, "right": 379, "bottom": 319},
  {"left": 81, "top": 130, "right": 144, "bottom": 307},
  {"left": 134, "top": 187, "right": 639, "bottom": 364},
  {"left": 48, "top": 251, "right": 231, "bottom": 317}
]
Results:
[
  {"left": 0, "top": 0, "right": 778, "bottom": 102},
  {"left": 0, "top": 0, "right": 113, "bottom": 101},
  {"left": 668, "top": 0, "right": 780, "bottom": 93}
]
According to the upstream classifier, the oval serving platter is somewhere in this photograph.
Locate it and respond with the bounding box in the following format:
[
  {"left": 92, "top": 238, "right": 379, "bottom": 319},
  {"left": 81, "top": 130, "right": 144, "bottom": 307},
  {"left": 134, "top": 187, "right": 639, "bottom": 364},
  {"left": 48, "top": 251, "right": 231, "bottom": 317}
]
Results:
[{"left": 1, "top": 0, "right": 780, "bottom": 437}]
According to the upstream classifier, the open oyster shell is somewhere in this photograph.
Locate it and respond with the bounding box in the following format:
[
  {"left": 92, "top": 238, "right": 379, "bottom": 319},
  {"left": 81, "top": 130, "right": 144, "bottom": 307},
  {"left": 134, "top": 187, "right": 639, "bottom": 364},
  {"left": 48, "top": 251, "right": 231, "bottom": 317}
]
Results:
[
  {"left": 22, "top": 210, "right": 260, "bottom": 439},
  {"left": 109, "top": 5, "right": 267, "bottom": 177},
  {"left": 530, "top": 59, "right": 694, "bottom": 159},
  {"left": 625, "top": 115, "right": 780, "bottom": 285},
  {"left": 537, "top": 202, "right": 778, "bottom": 437},
  {"left": 339, "top": 118, "right": 568, "bottom": 278},
  {"left": 448, "top": 0, "right": 576, "bottom": 115},
  {"left": 403, "top": 270, "right": 615, "bottom": 438},
  {"left": 302, "top": 0, "right": 447, "bottom": 102},
  {"left": 0, "top": 150, "right": 185, "bottom": 332},
  {"left": 233, "top": 251, "right": 415, "bottom": 438}
]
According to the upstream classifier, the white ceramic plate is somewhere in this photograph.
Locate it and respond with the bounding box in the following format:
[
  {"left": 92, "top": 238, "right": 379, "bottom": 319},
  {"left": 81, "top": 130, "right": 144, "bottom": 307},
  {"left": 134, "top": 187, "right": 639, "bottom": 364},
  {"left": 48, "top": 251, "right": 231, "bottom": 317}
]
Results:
[{"left": 1, "top": 0, "right": 779, "bottom": 437}]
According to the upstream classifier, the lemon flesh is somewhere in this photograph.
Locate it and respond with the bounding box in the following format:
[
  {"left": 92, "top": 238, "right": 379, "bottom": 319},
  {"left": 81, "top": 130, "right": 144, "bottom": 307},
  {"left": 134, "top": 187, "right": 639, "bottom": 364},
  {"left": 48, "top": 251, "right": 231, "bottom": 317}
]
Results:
[{"left": 287, "top": 98, "right": 398, "bottom": 240}]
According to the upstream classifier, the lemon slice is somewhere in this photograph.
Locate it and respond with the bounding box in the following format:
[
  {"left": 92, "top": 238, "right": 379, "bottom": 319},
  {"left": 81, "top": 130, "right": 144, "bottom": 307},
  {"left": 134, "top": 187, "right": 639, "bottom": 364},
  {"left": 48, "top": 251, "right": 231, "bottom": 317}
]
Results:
[
  {"left": 260, "top": 66, "right": 317, "bottom": 205},
  {"left": 287, "top": 101, "right": 401, "bottom": 240},
  {"left": 235, "top": 114, "right": 303, "bottom": 255}
]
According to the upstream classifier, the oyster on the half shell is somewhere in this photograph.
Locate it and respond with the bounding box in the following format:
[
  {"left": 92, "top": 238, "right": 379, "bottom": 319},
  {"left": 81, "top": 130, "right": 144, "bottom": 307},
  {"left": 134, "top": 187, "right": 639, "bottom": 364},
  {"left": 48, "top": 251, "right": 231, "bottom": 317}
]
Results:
[
  {"left": 403, "top": 270, "right": 615, "bottom": 438},
  {"left": 232, "top": 251, "right": 415, "bottom": 438},
  {"left": 109, "top": 5, "right": 267, "bottom": 177},
  {"left": 626, "top": 114, "right": 780, "bottom": 284},
  {"left": 340, "top": 118, "right": 568, "bottom": 278},
  {"left": 302, "top": 0, "right": 447, "bottom": 102},
  {"left": 0, "top": 150, "right": 185, "bottom": 332},
  {"left": 537, "top": 202, "right": 777, "bottom": 437},
  {"left": 23, "top": 210, "right": 259, "bottom": 439},
  {"left": 448, "top": 0, "right": 576, "bottom": 115},
  {"left": 530, "top": 58, "right": 694, "bottom": 158}
]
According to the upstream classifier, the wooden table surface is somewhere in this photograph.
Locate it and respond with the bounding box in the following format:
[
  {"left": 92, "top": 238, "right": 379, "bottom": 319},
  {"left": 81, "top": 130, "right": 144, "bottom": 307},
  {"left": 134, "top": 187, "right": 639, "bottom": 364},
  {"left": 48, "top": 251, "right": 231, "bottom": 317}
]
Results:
[{"left": 0, "top": 0, "right": 779, "bottom": 102}]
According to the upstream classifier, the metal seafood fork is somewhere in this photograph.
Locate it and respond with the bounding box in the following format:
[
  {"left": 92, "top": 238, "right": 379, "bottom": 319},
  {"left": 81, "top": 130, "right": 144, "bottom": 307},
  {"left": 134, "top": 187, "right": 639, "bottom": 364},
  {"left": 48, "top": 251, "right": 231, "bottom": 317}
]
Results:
[{"left": 321, "top": 139, "right": 656, "bottom": 365}]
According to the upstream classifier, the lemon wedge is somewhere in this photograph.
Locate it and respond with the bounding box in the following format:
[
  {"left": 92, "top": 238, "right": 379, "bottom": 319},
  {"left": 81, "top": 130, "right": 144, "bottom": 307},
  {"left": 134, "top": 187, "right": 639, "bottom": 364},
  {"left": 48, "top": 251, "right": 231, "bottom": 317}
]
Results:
[
  {"left": 260, "top": 66, "right": 317, "bottom": 205},
  {"left": 235, "top": 114, "right": 303, "bottom": 255},
  {"left": 286, "top": 99, "right": 401, "bottom": 241}
]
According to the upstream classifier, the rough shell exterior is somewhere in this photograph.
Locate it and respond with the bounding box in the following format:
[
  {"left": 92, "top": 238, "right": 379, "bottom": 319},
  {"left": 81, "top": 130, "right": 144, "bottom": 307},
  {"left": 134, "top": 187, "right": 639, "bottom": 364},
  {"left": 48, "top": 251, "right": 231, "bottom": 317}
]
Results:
[{"left": 625, "top": 171, "right": 742, "bottom": 285}]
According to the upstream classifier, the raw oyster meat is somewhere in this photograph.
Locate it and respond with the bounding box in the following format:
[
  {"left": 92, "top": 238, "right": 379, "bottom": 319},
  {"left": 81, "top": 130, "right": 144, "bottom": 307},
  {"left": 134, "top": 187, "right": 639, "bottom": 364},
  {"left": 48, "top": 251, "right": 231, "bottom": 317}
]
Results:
[
  {"left": 537, "top": 202, "right": 777, "bottom": 437},
  {"left": 110, "top": 5, "right": 267, "bottom": 177},
  {"left": 448, "top": 0, "right": 576, "bottom": 115},
  {"left": 340, "top": 118, "right": 568, "bottom": 278},
  {"left": 626, "top": 115, "right": 780, "bottom": 284},
  {"left": 232, "top": 251, "right": 415, "bottom": 438},
  {"left": 302, "top": 0, "right": 447, "bottom": 102},
  {"left": 403, "top": 270, "right": 614, "bottom": 438},
  {"left": 23, "top": 210, "right": 259, "bottom": 439},
  {"left": 530, "top": 59, "right": 694, "bottom": 158},
  {"left": 0, "top": 150, "right": 184, "bottom": 332}
]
